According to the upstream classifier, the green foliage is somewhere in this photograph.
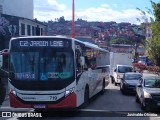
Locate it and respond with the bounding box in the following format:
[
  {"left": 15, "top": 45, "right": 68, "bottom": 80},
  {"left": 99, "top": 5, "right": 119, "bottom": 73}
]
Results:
[
  {"left": 109, "top": 37, "right": 132, "bottom": 45},
  {"left": 147, "top": 21, "right": 160, "bottom": 66},
  {"left": 151, "top": 1, "right": 160, "bottom": 22},
  {"left": 145, "top": 1, "right": 160, "bottom": 66},
  {"left": 137, "top": 1, "right": 160, "bottom": 66},
  {"left": 58, "top": 16, "right": 65, "bottom": 23}
]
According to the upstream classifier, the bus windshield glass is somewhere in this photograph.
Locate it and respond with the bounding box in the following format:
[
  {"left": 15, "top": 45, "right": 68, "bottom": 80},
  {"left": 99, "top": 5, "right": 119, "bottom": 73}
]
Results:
[{"left": 9, "top": 38, "right": 75, "bottom": 90}]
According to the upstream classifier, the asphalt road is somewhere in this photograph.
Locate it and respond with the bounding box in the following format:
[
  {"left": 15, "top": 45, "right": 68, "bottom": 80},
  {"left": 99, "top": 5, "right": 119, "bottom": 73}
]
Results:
[{"left": 0, "top": 76, "right": 160, "bottom": 120}]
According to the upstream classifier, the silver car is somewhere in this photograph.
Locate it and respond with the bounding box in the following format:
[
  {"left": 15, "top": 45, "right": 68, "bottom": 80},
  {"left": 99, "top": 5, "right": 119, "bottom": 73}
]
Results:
[
  {"left": 135, "top": 73, "right": 160, "bottom": 111},
  {"left": 120, "top": 72, "right": 142, "bottom": 94}
]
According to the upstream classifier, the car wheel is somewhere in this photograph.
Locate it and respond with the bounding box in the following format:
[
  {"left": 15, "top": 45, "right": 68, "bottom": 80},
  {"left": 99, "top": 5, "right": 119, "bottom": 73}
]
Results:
[
  {"left": 121, "top": 89, "right": 126, "bottom": 95},
  {"left": 141, "top": 100, "right": 146, "bottom": 110},
  {"left": 111, "top": 77, "right": 114, "bottom": 84},
  {"left": 100, "top": 80, "right": 105, "bottom": 94},
  {"left": 120, "top": 84, "right": 122, "bottom": 91},
  {"left": 114, "top": 82, "right": 117, "bottom": 86},
  {"left": 135, "top": 94, "right": 139, "bottom": 103}
]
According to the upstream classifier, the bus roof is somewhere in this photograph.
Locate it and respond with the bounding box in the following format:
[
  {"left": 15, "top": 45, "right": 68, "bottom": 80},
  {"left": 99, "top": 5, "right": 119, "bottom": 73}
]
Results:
[
  {"left": 11, "top": 35, "right": 69, "bottom": 40},
  {"left": 10, "top": 36, "right": 109, "bottom": 52},
  {"left": 74, "top": 38, "right": 109, "bottom": 52}
]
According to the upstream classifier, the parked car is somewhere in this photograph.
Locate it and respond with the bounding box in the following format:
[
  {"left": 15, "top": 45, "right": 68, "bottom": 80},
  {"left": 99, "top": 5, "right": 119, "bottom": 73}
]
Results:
[
  {"left": 135, "top": 73, "right": 160, "bottom": 111},
  {"left": 120, "top": 72, "right": 142, "bottom": 94}
]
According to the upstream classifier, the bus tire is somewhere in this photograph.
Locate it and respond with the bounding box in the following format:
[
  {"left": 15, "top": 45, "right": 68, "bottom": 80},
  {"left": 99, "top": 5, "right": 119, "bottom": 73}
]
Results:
[{"left": 83, "top": 86, "right": 89, "bottom": 108}]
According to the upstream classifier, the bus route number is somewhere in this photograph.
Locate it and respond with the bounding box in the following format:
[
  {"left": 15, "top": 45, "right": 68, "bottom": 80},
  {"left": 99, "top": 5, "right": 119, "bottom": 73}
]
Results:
[{"left": 49, "top": 96, "right": 57, "bottom": 101}]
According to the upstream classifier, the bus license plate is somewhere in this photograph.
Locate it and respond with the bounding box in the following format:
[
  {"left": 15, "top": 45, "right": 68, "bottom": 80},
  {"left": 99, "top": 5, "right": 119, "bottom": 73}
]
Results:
[{"left": 34, "top": 105, "right": 46, "bottom": 109}]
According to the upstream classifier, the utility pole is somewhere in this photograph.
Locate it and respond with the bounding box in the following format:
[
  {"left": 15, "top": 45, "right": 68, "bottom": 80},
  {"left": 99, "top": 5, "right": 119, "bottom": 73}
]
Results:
[{"left": 72, "top": 0, "right": 75, "bottom": 38}]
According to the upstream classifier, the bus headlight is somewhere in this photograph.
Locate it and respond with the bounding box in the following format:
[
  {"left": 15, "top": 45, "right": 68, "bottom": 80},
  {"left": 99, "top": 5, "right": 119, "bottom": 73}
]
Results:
[
  {"left": 65, "top": 87, "right": 75, "bottom": 97},
  {"left": 144, "top": 90, "right": 152, "bottom": 98}
]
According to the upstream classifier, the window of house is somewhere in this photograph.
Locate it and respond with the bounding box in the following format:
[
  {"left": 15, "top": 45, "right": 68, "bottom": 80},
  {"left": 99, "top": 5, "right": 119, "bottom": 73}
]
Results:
[
  {"left": 27, "top": 25, "right": 31, "bottom": 36},
  {"left": 21, "top": 23, "right": 25, "bottom": 35},
  {"left": 32, "top": 26, "right": 35, "bottom": 36},
  {"left": 41, "top": 28, "right": 43, "bottom": 35}
]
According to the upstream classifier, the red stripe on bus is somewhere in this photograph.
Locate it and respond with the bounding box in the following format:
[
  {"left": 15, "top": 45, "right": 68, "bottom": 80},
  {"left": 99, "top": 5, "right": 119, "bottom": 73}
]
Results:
[{"left": 9, "top": 92, "right": 77, "bottom": 108}]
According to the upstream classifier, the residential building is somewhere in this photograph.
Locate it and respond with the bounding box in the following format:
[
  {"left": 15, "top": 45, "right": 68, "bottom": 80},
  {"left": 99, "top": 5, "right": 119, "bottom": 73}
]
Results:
[{"left": 0, "top": 14, "right": 46, "bottom": 50}]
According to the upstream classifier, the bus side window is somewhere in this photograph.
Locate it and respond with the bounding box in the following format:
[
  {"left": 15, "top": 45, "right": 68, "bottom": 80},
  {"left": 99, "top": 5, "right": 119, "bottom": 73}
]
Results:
[
  {"left": 90, "top": 57, "right": 96, "bottom": 70},
  {"left": 76, "top": 50, "right": 82, "bottom": 73},
  {"left": 84, "top": 56, "right": 91, "bottom": 70}
]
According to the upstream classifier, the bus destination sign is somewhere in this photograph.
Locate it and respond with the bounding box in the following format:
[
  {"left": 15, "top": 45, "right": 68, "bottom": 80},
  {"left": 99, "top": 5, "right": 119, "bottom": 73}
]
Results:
[{"left": 19, "top": 41, "right": 64, "bottom": 47}]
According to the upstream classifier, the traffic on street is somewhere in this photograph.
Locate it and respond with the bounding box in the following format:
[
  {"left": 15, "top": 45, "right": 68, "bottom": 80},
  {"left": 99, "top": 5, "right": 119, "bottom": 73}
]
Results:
[
  {"left": 0, "top": 72, "right": 160, "bottom": 120},
  {"left": 1, "top": 0, "right": 160, "bottom": 120}
]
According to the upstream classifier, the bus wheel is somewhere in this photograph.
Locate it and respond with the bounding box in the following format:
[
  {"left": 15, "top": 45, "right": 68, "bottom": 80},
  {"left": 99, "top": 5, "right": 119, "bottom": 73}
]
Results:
[
  {"left": 101, "top": 79, "right": 105, "bottom": 94},
  {"left": 135, "top": 94, "right": 139, "bottom": 103},
  {"left": 83, "top": 86, "right": 89, "bottom": 108}
]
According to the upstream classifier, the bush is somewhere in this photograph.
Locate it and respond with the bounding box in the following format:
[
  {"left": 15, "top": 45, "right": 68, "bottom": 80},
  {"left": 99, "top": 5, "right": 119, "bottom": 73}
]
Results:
[
  {"left": 133, "top": 63, "right": 147, "bottom": 72},
  {"left": 147, "top": 66, "right": 160, "bottom": 72},
  {"left": 133, "top": 62, "right": 160, "bottom": 73}
]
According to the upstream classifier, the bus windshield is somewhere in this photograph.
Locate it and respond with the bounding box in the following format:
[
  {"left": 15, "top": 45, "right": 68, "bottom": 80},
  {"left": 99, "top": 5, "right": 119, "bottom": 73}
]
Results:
[{"left": 9, "top": 38, "right": 75, "bottom": 90}]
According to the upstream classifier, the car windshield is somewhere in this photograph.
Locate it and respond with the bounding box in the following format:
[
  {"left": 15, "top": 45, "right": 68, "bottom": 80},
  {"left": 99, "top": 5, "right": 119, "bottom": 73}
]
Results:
[
  {"left": 139, "top": 57, "right": 147, "bottom": 62},
  {"left": 144, "top": 79, "right": 160, "bottom": 88},
  {"left": 125, "top": 74, "right": 142, "bottom": 80},
  {"left": 117, "top": 66, "right": 132, "bottom": 73}
]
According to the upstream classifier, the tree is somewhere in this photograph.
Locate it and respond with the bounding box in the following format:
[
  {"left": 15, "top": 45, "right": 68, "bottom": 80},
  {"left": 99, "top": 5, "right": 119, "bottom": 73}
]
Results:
[
  {"left": 58, "top": 16, "right": 65, "bottom": 23},
  {"left": 136, "top": 0, "right": 160, "bottom": 66},
  {"left": 147, "top": 1, "right": 160, "bottom": 66},
  {"left": 147, "top": 22, "right": 160, "bottom": 66},
  {"left": 109, "top": 37, "right": 132, "bottom": 45},
  {"left": 151, "top": 1, "right": 160, "bottom": 22}
]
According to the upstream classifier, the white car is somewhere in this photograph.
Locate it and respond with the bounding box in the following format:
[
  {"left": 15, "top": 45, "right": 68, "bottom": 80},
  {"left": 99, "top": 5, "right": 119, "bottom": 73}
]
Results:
[{"left": 113, "top": 65, "right": 133, "bottom": 86}]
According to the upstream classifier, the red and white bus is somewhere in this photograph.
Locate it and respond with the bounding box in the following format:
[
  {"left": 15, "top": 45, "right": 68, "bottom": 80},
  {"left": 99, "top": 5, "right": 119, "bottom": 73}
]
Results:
[{"left": 8, "top": 36, "right": 110, "bottom": 109}]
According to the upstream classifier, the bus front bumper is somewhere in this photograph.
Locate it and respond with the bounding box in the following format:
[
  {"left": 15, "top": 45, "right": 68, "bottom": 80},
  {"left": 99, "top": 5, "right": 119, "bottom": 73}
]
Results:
[{"left": 9, "top": 92, "right": 77, "bottom": 109}]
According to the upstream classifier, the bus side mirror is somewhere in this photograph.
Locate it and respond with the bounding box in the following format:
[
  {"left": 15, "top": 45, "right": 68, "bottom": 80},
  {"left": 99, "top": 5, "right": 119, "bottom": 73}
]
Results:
[
  {"left": 0, "top": 55, "right": 3, "bottom": 68},
  {"left": 80, "top": 56, "right": 85, "bottom": 66}
]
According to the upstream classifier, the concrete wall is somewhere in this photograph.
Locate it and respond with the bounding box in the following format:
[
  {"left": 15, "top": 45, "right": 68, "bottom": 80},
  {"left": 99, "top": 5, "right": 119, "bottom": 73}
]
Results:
[{"left": 0, "top": 0, "right": 33, "bottom": 19}]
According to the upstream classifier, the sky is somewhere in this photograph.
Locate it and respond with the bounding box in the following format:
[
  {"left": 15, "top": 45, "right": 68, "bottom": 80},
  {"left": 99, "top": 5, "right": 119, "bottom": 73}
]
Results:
[{"left": 34, "top": 0, "right": 160, "bottom": 24}]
